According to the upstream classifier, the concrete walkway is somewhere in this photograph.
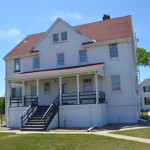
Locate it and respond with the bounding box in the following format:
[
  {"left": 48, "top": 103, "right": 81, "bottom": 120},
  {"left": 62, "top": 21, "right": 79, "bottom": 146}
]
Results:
[{"left": 0, "top": 126, "right": 150, "bottom": 144}]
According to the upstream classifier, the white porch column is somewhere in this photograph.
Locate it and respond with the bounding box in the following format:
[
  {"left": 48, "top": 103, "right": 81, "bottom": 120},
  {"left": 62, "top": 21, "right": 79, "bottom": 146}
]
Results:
[
  {"left": 7, "top": 81, "right": 11, "bottom": 107},
  {"left": 95, "top": 72, "right": 99, "bottom": 104},
  {"left": 59, "top": 77, "right": 62, "bottom": 105},
  {"left": 76, "top": 75, "right": 80, "bottom": 104},
  {"left": 36, "top": 79, "right": 39, "bottom": 97},
  {"left": 22, "top": 81, "right": 25, "bottom": 105}
]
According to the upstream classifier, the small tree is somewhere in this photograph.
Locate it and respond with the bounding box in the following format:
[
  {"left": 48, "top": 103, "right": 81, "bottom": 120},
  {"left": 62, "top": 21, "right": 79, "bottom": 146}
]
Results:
[{"left": 137, "top": 48, "right": 150, "bottom": 67}]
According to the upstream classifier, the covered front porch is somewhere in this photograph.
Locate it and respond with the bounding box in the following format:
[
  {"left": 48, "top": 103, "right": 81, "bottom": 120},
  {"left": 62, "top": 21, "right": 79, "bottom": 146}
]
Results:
[{"left": 7, "top": 63, "right": 106, "bottom": 107}]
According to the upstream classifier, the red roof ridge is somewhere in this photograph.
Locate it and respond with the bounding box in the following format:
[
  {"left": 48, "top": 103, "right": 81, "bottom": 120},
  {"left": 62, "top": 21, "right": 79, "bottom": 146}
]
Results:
[{"left": 74, "top": 15, "right": 131, "bottom": 28}]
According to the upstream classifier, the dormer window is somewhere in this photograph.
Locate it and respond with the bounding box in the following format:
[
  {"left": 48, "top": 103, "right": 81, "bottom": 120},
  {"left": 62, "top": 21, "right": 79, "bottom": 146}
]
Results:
[
  {"left": 14, "top": 59, "right": 20, "bottom": 72},
  {"left": 53, "top": 33, "right": 59, "bottom": 43},
  {"left": 61, "top": 32, "right": 67, "bottom": 41}
]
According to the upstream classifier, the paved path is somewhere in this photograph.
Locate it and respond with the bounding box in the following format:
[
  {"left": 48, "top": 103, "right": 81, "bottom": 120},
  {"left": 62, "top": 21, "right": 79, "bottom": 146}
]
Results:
[{"left": 0, "top": 126, "right": 150, "bottom": 144}]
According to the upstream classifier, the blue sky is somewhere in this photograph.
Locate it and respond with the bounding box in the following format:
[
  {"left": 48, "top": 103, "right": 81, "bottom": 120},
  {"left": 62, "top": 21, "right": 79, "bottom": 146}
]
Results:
[{"left": 0, "top": 0, "right": 150, "bottom": 96}]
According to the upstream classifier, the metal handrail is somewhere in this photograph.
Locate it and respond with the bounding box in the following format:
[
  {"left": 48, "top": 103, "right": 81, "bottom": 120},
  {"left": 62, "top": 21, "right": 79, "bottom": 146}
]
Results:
[
  {"left": 43, "top": 104, "right": 53, "bottom": 118},
  {"left": 20, "top": 97, "right": 38, "bottom": 128},
  {"left": 43, "top": 95, "right": 59, "bottom": 130}
]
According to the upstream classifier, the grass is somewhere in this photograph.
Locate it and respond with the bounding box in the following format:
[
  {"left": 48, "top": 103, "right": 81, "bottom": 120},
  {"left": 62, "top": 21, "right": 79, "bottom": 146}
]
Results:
[
  {"left": 140, "top": 110, "right": 148, "bottom": 116},
  {"left": 111, "top": 127, "right": 150, "bottom": 139},
  {"left": 0, "top": 133, "right": 149, "bottom": 150}
]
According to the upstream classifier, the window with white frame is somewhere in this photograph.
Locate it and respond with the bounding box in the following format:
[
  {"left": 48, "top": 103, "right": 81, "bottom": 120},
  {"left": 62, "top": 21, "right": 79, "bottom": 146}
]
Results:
[
  {"left": 109, "top": 44, "right": 118, "bottom": 58},
  {"left": 57, "top": 53, "right": 64, "bottom": 66},
  {"left": 14, "top": 59, "right": 20, "bottom": 72},
  {"left": 79, "top": 50, "right": 87, "bottom": 63},
  {"left": 84, "top": 79, "right": 92, "bottom": 92},
  {"left": 145, "top": 97, "right": 150, "bottom": 105},
  {"left": 111, "top": 76, "right": 121, "bottom": 91},
  {"left": 33, "top": 57, "right": 40, "bottom": 69},
  {"left": 143, "top": 86, "right": 150, "bottom": 92},
  {"left": 12, "top": 87, "right": 22, "bottom": 98},
  {"left": 53, "top": 33, "right": 59, "bottom": 43},
  {"left": 45, "top": 83, "right": 50, "bottom": 92},
  {"left": 61, "top": 32, "right": 67, "bottom": 41}
]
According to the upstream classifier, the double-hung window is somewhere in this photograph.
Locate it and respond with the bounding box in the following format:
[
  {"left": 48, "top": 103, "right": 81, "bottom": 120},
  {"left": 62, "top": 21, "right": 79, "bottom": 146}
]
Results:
[
  {"left": 79, "top": 50, "right": 87, "bottom": 63},
  {"left": 109, "top": 44, "right": 118, "bottom": 58},
  {"left": 45, "top": 83, "right": 50, "bottom": 92},
  {"left": 57, "top": 53, "right": 64, "bottom": 66},
  {"left": 111, "top": 76, "right": 121, "bottom": 91},
  {"left": 53, "top": 33, "right": 59, "bottom": 43},
  {"left": 143, "top": 86, "right": 150, "bottom": 92},
  {"left": 14, "top": 59, "right": 20, "bottom": 72},
  {"left": 84, "top": 79, "right": 92, "bottom": 92},
  {"left": 145, "top": 97, "right": 150, "bottom": 105},
  {"left": 12, "top": 87, "right": 22, "bottom": 98},
  {"left": 33, "top": 57, "right": 40, "bottom": 69},
  {"left": 61, "top": 32, "right": 67, "bottom": 41}
]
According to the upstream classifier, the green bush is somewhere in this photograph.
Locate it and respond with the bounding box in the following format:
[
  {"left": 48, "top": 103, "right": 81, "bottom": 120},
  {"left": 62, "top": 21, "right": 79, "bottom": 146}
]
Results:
[{"left": 0, "top": 97, "right": 5, "bottom": 114}]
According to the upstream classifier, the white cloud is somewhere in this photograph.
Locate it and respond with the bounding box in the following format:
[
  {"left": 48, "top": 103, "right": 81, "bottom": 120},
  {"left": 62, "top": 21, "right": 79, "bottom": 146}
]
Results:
[
  {"left": 0, "top": 28, "right": 21, "bottom": 39},
  {"left": 50, "top": 11, "right": 83, "bottom": 20}
]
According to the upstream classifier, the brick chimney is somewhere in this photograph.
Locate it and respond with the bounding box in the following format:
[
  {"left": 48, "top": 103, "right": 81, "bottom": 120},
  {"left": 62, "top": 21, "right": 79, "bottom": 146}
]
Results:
[{"left": 103, "top": 14, "right": 110, "bottom": 20}]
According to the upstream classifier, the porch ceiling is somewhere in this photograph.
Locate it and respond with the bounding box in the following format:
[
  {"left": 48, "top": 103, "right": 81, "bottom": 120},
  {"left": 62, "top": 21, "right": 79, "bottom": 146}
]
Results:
[{"left": 7, "top": 63, "right": 105, "bottom": 81}]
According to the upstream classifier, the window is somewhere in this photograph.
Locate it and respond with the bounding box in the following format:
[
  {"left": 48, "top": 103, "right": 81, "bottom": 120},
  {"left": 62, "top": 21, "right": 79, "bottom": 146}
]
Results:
[
  {"left": 84, "top": 79, "right": 92, "bottom": 92},
  {"left": 12, "top": 87, "right": 22, "bottom": 98},
  {"left": 143, "top": 86, "right": 150, "bottom": 92},
  {"left": 14, "top": 59, "right": 20, "bottom": 72},
  {"left": 79, "top": 50, "right": 87, "bottom": 63},
  {"left": 145, "top": 97, "right": 150, "bottom": 105},
  {"left": 33, "top": 57, "right": 40, "bottom": 69},
  {"left": 53, "top": 33, "right": 59, "bottom": 43},
  {"left": 57, "top": 53, "right": 64, "bottom": 66},
  {"left": 109, "top": 44, "right": 118, "bottom": 58},
  {"left": 45, "top": 83, "right": 50, "bottom": 92},
  {"left": 31, "top": 85, "right": 37, "bottom": 96},
  {"left": 61, "top": 32, "right": 67, "bottom": 41},
  {"left": 111, "top": 76, "right": 121, "bottom": 91}
]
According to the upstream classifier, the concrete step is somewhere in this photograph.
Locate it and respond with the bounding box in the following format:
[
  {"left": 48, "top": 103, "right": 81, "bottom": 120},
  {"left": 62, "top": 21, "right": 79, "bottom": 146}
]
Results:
[
  {"left": 21, "top": 128, "right": 45, "bottom": 131},
  {"left": 23, "top": 125, "right": 45, "bottom": 128}
]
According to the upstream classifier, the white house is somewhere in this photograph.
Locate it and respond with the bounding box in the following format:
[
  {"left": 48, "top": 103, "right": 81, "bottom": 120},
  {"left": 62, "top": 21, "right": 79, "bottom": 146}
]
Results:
[
  {"left": 4, "top": 14, "right": 140, "bottom": 131},
  {"left": 140, "top": 79, "right": 150, "bottom": 110}
]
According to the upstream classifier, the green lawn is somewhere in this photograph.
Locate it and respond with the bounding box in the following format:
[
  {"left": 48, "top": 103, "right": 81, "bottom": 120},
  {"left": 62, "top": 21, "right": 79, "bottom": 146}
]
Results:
[
  {"left": 0, "top": 133, "right": 149, "bottom": 150},
  {"left": 111, "top": 127, "right": 150, "bottom": 139},
  {"left": 140, "top": 110, "right": 148, "bottom": 116}
]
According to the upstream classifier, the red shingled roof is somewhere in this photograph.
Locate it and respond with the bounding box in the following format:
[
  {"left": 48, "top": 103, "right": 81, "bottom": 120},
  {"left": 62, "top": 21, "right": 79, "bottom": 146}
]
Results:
[
  {"left": 5, "top": 15, "right": 132, "bottom": 58},
  {"left": 8, "top": 63, "right": 102, "bottom": 79}
]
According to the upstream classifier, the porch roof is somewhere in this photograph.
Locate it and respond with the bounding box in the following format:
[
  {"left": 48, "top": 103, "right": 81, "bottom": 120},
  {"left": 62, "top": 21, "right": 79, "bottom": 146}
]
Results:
[{"left": 7, "top": 63, "right": 105, "bottom": 81}]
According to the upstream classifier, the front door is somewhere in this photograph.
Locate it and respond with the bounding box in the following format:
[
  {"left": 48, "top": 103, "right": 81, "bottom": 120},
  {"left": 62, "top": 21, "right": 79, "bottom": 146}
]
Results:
[
  {"left": 62, "top": 84, "right": 67, "bottom": 94},
  {"left": 31, "top": 85, "right": 37, "bottom": 96}
]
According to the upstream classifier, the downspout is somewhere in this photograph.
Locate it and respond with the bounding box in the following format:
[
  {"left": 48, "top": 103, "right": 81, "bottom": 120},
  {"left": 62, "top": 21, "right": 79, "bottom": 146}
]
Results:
[
  {"left": 87, "top": 70, "right": 99, "bottom": 131},
  {"left": 128, "top": 37, "right": 138, "bottom": 121}
]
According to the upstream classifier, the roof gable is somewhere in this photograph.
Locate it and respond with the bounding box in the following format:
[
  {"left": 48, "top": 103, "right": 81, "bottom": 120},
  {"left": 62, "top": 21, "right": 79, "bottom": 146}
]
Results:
[
  {"left": 34, "top": 17, "right": 93, "bottom": 49},
  {"left": 4, "top": 15, "right": 132, "bottom": 59}
]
